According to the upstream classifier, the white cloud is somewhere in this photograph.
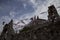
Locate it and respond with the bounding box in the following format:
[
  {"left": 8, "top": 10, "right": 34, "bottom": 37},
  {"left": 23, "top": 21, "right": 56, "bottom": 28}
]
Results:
[
  {"left": 10, "top": 11, "right": 16, "bottom": 18},
  {"left": 0, "top": 0, "right": 60, "bottom": 33},
  {"left": 0, "top": 16, "right": 11, "bottom": 33},
  {"left": 29, "top": 0, "right": 60, "bottom": 20},
  {"left": 29, "top": 0, "right": 48, "bottom": 19}
]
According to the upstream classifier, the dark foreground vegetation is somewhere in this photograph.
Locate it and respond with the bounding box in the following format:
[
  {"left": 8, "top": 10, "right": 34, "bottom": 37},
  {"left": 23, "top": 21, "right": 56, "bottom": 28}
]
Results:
[{"left": 0, "top": 5, "right": 60, "bottom": 40}]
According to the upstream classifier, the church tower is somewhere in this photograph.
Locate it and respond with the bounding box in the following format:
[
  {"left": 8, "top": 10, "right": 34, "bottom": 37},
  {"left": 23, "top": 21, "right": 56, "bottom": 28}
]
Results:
[{"left": 48, "top": 5, "right": 59, "bottom": 23}]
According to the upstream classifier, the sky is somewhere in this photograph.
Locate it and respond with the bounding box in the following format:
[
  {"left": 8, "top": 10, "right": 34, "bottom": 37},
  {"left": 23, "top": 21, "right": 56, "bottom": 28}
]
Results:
[{"left": 0, "top": 0, "right": 60, "bottom": 33}]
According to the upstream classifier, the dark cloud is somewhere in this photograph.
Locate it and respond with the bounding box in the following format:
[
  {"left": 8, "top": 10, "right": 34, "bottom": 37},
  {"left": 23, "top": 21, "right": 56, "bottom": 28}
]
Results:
[{"left": 0, "top": 0, "right": 35, "bottom": 17}]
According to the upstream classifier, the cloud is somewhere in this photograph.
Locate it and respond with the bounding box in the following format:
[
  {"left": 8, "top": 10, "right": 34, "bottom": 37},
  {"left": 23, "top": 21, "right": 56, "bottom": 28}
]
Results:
[
  {"left": 30, "top": 0, "right": 60, "bottom": 19},
  {"left": 0, "top": 16, "right": 11, "bottom": 33},
  {"left": 13, "top": 0, "right": 60, "bottom": 31},
  {"left": 0, "top": 0, "right": 60, "bottom": 33}
]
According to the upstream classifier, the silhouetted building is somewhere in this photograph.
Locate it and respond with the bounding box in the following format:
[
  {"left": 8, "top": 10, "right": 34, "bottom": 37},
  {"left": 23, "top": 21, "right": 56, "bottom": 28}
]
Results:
[
  {"left": 0, "top": 5, "right": 60, "bottom": 40},
  {"left": 48, "top": 5, "right": 59, "bottom": 23}
]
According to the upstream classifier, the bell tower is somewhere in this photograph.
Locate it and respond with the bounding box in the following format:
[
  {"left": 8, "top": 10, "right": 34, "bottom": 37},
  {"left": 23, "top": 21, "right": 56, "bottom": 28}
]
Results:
[{"left": 48, "top": 5, "right": 59, "bottom": 23}]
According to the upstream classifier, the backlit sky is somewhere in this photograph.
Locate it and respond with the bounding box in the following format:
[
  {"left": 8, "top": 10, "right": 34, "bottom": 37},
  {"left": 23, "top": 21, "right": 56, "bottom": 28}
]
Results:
[{"left": 0, "top": 0, "right": 60, "bottom": 32}]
